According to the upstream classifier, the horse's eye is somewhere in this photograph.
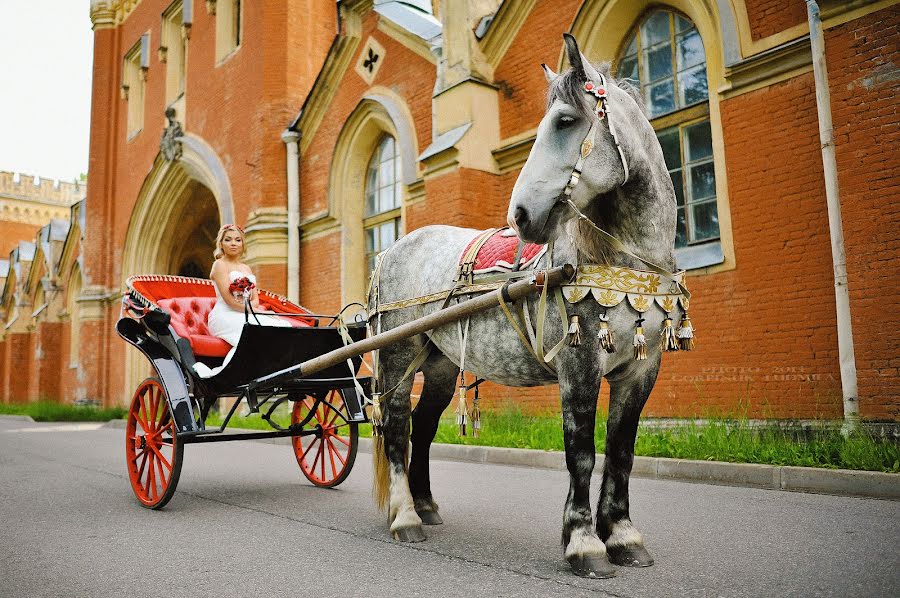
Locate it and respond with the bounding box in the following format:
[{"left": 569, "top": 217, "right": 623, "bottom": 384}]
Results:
[{"left": 557, "top": 115, "right": 576, "bottom": 129}]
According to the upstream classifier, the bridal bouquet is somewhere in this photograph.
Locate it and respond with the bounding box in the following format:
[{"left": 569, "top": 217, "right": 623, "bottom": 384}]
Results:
[{"left": 229, "top": 276, "right": 255, "bottom": 300}]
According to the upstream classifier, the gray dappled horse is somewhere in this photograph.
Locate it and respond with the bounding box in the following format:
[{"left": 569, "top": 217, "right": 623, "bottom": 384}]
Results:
[{"left": 370, "top": 34, "right": 680, "bottom": 578}]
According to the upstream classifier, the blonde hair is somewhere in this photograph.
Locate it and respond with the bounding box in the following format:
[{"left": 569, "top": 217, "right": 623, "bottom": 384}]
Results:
[{"left": 214, "top": 224, "right": 246, "bottom": 259}]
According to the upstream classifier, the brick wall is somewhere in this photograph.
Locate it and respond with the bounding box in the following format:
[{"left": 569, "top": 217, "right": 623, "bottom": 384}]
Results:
[
  {"left": 0, "top": 223, "right": 42, "bottom": 257},
  {"left": 825, "top": 6, "right": 900, "bottom": 419},
  {"left": 745, "top": 0, "right": 808, "bottom": 41},
  {"left": 4, "top": 333, "right": 31, "bottom": 403},
  {"left": 35, "top": 321, "right": 63, "bottom": 402}
]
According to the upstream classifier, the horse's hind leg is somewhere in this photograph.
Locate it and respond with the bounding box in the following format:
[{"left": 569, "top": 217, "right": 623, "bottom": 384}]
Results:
[
  {"left": 597, "top": 362, "right": 659, "bottom": 567},
  {"left": 409, "top": 351, "right": 457, "bottom": 525},
  {"left": 375, "top": 340, "right": 426, "bottom": 542}
]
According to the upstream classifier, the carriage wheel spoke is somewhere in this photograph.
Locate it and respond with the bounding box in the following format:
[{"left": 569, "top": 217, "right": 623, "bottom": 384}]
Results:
[
  {"left": 148, "top": 442, "right": 172, "bottom": 471},
  {"left": 150, "top": 386, "right": 162, "bottom": 433},
  {"left": 137, "top": 450, "right": 149, "bottom": 479},
  {"left": 300, "top": 437, "right": 317, "bottom": 462},
  {"left": 331, "top": 434, "right": 350, "bottom": 448},
  {"left": 325, "top": 407, "right": 341, "bottom": 428},
  {"left": 329, "top": 440, "right": 347, "bottom": 466},
  {"left": 327, "top": 438, "right": 339, "bottom": 473},
  {"left": 145, "top": 452, "right": 156, "bottom": 499},
  {"left": 155, "top": 453, "right": 168, "bottom": 485},
  {"left": 135, "top": 397, "right": 151, "bottom": 436}
]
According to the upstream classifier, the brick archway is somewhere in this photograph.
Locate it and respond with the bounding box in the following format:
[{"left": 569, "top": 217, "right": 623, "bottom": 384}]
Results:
[{"left": 121, "top": 135, "right": 232, "bottom": 402}]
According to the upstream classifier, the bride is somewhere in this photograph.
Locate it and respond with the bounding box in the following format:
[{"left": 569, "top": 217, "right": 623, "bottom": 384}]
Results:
[{"left": 193, "top": 223, "right": 290, "bottom": 378}]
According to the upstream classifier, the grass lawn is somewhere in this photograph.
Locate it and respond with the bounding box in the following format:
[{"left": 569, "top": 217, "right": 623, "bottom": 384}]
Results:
[
  {"left": 356, "top": 406, "right": 900, "bottom": 473},
  {"left": 3, "top": 401, "right": 897, "bottom": 473},
  {"left": 0, "top": 401, "right": 126, "bottom": 422}
]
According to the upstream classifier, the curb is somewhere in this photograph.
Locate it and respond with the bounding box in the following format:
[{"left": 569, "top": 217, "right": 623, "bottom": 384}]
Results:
[
  {"left": 0, "top": 415, "right": 36, "bottom": 423},
  {"left": 87, "top": 418, "right": 900, "bottom": 501}
]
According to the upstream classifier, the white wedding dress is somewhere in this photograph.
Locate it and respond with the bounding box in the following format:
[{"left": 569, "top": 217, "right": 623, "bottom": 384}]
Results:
[{"left": 192, "top": 271, "right": 291, "bottom": 378}]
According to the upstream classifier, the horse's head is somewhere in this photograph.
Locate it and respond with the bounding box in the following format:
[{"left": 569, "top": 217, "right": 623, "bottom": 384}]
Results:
[{"left": 508, "top": 34, "right": 639, "bottom": 244}]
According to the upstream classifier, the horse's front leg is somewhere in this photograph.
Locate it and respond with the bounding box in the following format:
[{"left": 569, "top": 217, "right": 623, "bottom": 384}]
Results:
[
  {"left": 598, "top": 359, "right": 659, "bottom": 567},
  {"left": 558, "top": 374, "right": 617, "bottom": 579}
]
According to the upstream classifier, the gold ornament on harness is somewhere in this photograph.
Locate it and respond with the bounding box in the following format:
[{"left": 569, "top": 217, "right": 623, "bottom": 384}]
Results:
[
  {"left": 660, "top": 314, "right": 680, "bottom": 352},
  {"left": 370, "top": 393, "right": 384, "bottom": 437},
  {"left": 456, "top": 385, "right": 468, "bottom": 436},
  {"left": 597, "top": 313, "right": 616, "bottom": 353},
  {"left": 678, "top": 312, "right": 695, "bottom": 351},
  {"left": 470, "top": 384, "right": 482, "bottom": 438},
  {"left": 633, "top": 318, "right": 648, "bottom": 360},
  {"left": 567, "top": 315, "right": 582, "bottom": 347}
]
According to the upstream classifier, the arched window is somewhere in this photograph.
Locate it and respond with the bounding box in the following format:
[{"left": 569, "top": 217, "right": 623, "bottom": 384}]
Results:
[
  {"left": 363, "top": 136, "right": 402, "bottom": 274},
  {"left": 617, "top": 10, "right": 719, "bottom": 250}
]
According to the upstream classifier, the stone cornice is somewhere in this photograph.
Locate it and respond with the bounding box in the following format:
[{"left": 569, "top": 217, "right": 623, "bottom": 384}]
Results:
[
  {"left": 299, "top": 211, "right": 341, "bottom": 241},
  {"left": 244, "top": 207, "right": 288, "bottom": 266},
  {"left": 492, "top": 128, "right": 536, "bottom": 174},
  {"left": 376, "top": 14, "right": 437, "bottom": 64},
  {"left": 90, "top": 0, "right": 141, "bottom": 30},
  {"left": 721, "top": 36, "right": 812, "bottom": 98}
]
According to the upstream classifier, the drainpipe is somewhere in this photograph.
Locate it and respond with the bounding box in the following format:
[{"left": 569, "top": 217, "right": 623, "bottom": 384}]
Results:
[
  {"left": 281, "top": 129, "right": 301, "bottom": 303},
  {"left": 806, "top": 1, "right": 859, "bottom": 434}
]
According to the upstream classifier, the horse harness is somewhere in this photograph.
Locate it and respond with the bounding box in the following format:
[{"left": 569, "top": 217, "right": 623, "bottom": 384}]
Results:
[{"left": 365, "top": 75, "right": 696, "bottom": 435}]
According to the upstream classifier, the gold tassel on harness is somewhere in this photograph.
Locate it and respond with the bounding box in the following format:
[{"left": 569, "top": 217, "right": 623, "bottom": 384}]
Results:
[
  {"left": 597, "top": 313, "right": 615, "bottom": 353},
  {"left": 660, "top": 314, "right": 680, "bottom": 352},
  {"left": 567, "top": 315, "right": 582, "bottom": 347},
  {"left": 470, "top": 383, "right": 482, "bottom": 438},
  {"left": 633, "top": 318, "right": 648, "bottom": 361},
  {"left": 456, "top": 385, "right": 468, "bottom": 437},
  {"left": 678, "top": 312, "right": 695, "bottom": 351},
  {"left": 370, "top": 393, "right": 384, "bottom": 437}
]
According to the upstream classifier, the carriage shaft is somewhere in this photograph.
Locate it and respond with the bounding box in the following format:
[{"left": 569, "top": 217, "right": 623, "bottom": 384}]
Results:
[{"left": 256, "top": 264, "right": 574, "bottom": 386}]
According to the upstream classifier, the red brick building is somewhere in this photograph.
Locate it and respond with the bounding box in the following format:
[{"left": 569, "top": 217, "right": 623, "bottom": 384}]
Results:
[{"left": 0, "top": 0, "right": 897, "bottom": 422}]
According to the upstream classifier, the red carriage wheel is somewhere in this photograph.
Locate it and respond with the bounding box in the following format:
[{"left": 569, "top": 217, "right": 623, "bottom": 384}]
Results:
[
  {"left": 291, "top": 390, "right": 359, "bottom": 488},
  {"left": 125, "top": 378, "right": 184, "bottom": 509}
]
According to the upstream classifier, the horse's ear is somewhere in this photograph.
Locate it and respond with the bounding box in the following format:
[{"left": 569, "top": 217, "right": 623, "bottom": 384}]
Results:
[
  {"left": 563, "top": 33, "right": 601, "bottom": 83},
  {"left": 541, "top": 63, "right": 559, "bottom": 84}
]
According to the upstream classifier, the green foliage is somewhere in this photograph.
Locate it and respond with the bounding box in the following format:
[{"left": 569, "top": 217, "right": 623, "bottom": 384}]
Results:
[{"left": 0, "top": 401, "right": 126, "bottom": 422}]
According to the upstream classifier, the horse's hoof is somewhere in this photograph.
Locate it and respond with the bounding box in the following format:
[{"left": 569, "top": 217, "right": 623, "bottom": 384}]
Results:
[
  {"left": 392, "top": 526, "right": 427, "bottom": 543},
  {"left": 607, "top": 544, "right": 654, "bottom": 567},
  {"left": 567, "top": 554, "right": 616, "bottom": 579},
  {"left": 417, "top": 510, "right": 443, "bottom": 525}
]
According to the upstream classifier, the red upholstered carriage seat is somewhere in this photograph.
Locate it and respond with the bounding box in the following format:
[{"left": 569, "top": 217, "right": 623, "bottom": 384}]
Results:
[
  {"left": 157, "top": 297, "right": 231, "bottom": 357},
  {"left": 127, "top": 275, "right": 315, "bottom": 359}
]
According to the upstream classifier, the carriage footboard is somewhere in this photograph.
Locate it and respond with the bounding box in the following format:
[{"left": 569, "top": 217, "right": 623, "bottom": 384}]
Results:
[{"left": 116, "top": 318, "right": 201, "bottom": 434}]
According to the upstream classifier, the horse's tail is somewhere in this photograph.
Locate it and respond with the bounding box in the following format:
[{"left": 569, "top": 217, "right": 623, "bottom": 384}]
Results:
[{"left": 372, "top": 435, "right": 390, "bottom": 511}]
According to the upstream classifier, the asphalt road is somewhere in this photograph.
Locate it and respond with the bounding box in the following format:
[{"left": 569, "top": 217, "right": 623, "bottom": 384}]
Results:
[{"left": 0, "top": 417, "right": 898, "bottom": 598}]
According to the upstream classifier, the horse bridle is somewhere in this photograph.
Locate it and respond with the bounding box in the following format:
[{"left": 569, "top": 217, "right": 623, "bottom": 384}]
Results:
[
  {"left": 554, "top": 73, "right": 690, "bottom": 300},
  {"left": 561, "top": 73, "right": 630, "bottom": 200}
]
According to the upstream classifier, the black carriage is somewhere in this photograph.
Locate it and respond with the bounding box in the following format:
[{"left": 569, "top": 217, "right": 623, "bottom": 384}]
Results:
[{"left": 117, "top": 275, "right": 369, "bottom": 509}]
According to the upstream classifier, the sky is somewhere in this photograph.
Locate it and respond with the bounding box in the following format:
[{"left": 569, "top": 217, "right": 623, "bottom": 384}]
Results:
[{"left": 0, "top": 1, "right": 94, "bottom": 184}]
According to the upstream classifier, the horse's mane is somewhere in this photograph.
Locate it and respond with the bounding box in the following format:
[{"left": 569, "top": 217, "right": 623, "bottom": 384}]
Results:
[{"left": 547, "top": 62, "right": 647, "bottom": 265}]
